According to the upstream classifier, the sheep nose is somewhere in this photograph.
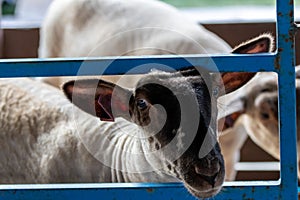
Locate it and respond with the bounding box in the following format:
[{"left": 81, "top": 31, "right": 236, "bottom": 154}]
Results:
[
  {"left": 195, "top": 157, "right": 220, "bottom": 186},
  {"left": 195, "top": 157, "right": 220, "bottom": 174},
  {"left": 196, "top": 172, "right": 218, "bottom": 188}
]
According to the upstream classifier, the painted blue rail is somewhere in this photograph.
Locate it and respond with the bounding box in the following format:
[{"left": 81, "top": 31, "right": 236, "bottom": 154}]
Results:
[
  {"left": 0, "top": 0, "right": 297, "bottom": 199},
  {"left": 0, "top": 54, "right": 276, "bottom": 77}
]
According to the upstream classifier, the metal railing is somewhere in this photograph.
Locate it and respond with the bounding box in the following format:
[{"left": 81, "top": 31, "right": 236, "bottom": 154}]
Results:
[{"left": 0, "top": 0, "right": 297, "bottom": 199}]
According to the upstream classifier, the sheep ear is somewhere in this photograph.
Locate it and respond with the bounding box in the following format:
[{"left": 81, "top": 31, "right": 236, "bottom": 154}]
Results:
[
  {"left": 222, "top": 34, "right": 274, "bottom": 94},
  {"left": 218, "top": 111, "right": 244, "bottom": 132},
  {"left": 231, "top": 33, "right": 274, "bottom": 54},
  {"left": 63, "top": 79, "right": 132, "bottom": 122}
]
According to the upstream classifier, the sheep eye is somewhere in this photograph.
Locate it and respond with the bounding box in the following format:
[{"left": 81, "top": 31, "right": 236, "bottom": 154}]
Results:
[
  {"left": 212, "top": 86, "right": 219, "bottom": 97},
  {"left": 260, "top": 112, "right": 270, "bottom": 119},
  {"left": 136, "top": 99, "right": 148, "bottom": 110}
]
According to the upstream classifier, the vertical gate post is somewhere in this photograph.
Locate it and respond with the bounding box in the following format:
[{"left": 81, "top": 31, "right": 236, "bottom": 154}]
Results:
[{"left": 276, "top": 0, "right": 298, "bottom": 198}]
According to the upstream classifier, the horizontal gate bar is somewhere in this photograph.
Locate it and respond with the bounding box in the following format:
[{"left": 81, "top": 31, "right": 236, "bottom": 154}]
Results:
[
  {"left": 0, "top": 54, "right": 276, "bottom": 77},
  {"left": 0, "top": 182, "right": 283, "bottom": 200}
]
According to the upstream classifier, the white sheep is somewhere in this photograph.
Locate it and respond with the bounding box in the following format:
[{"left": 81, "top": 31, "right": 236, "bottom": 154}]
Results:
[
  {"left": 38, "top": 0, "right": 231, "bottom": 88},
  {"left": 219, "top": 66, "right": 300, "bottom": 180},
  {"left": 0, "top": 34, "right": 272, "bottom": 199}
]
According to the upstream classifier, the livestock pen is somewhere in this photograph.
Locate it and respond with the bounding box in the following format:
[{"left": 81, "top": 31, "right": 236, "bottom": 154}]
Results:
[{"left": 0, "top": 0, "right": 298, "bottom": 199}]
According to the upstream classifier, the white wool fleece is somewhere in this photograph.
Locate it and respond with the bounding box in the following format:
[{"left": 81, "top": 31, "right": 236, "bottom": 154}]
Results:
[{"left": 0, "top": 78, "right": 176, "bottom": 183}]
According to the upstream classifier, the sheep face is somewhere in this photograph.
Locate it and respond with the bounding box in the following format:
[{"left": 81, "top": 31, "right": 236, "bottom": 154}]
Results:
[
  {"left": 63, "top": 68, "right": 227, "bottom": 198},
  {"left": 219, "top": 66, "right": 300, "bottom": 181},
  {"left": 62, "top": 70, "right": 256, "bottom": 198},
  {"left": 63, "top": 34, "right": 274, "bottom": 198},
  {"left": 130, "top": 69, "right": 224, "bottom": 198},
  {"left": 246, "top": 75, "right": 279, "bottom": 135},
  {"left": 227, "top": 70, "right": 300, "bottom": 160},
  {"left": 63, "top": 65, "right": 257, "bottom": 198}
]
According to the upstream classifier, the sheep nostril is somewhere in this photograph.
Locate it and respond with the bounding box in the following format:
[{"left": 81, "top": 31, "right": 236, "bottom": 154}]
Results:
[
  {"left": 198, "top": 173, "right": 218, "bottom": 188},
  {"left": 195, "top": 157, "right": 220, "bottom": 173},
  {"left": 194, "top": 158, "right": 221, "bottom": 188}
]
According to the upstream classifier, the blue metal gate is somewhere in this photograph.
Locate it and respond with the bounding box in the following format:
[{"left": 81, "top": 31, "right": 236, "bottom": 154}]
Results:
[{"left": 0, "top": 0, "right": 297, "bottom": 199}]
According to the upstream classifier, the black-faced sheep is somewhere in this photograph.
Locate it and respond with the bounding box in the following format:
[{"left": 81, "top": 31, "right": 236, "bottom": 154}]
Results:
[
  {"left": 0, "top": 34, "right": 273, "bottom": 198},
  {"left": 59, "top": 35, "right": 272, "bottom": 198}
]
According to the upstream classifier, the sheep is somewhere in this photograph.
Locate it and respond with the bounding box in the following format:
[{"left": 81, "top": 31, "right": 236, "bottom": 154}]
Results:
[
  {"left": 38, "top": 0, "right": 231, "bottom": 88},
  {"left": 219, "top": 66, "right": 300, "bottom": 180},
  {"left": 60, "top": 35, "right": 272, "bottom": 197},
  {"left": 38, "top": 0, "right": 276, "bottom": 182},
  {"left": 60, "top": 69, "right": 252, "bottom": 199},
  {"left": 0, "top": 35, "right": 273, "bottom": 198}
]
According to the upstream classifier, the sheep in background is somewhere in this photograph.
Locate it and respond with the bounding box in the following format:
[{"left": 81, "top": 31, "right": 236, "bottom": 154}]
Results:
[
  {"left": 0, "top": 34, "right": 272, "bottom": 198},
  {"left": 219, "top": 66, "right": 300, "bottom": 180}
]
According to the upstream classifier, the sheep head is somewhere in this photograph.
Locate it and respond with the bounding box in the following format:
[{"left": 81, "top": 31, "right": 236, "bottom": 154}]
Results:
[
  {"left": 220, "top": 66, "right": 300, "bottom": 161},
  {"left": 63, "top": 34, "right": 273, "bottom": 198}
]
